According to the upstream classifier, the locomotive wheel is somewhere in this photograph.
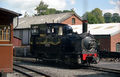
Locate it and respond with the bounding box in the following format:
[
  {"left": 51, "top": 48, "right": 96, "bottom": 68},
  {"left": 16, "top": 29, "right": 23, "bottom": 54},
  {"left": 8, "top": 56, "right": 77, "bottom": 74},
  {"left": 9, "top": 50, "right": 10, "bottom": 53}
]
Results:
[
  {"left": 85, "top": 57, "right": 91, "bottom": 66},
  {"left": 81, "top": 60, "right": 90, "bottom": 66},
  {"left": 77, "top": 55, "right": 82, "bottom": 64},
  {"left": 64, "top": 56, "right": 71, "bottom": 65},
  {"left": 94, "top": 57, "right": 100, "bottom": 64},
  {"left": 86, "top": 60, "right": 90, "bottom": 66}
]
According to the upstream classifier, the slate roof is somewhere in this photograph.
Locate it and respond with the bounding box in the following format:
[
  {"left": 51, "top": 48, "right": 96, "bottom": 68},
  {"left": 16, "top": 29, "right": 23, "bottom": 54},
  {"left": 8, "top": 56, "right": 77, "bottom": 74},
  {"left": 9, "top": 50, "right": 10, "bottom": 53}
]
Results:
[
  {"left": 71, "top": 23, "right": 120, "bottom": 36},
  {"left": 14, "top": 12, "right": 81, "bottom": 29}
]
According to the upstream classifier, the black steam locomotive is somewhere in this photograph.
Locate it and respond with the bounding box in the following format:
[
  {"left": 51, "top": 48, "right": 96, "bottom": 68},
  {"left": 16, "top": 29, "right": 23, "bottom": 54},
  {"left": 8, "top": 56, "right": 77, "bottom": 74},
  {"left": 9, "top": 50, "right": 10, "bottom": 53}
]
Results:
[{"left": 30, "top": 21, "right": 99, "bottom": 65}]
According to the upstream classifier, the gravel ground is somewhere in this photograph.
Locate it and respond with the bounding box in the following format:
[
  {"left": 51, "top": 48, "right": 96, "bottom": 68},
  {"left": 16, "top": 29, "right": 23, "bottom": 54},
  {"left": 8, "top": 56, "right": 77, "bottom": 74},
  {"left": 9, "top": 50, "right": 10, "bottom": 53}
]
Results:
[
  {"left": 7, "top": 71, "right": 27, "bottom": 77},
  {"left": 92, "top": 61, "right": 120, "bottom": 70},
  {"left": 12, "top": 61, "right": 120, "bottom": 77}
]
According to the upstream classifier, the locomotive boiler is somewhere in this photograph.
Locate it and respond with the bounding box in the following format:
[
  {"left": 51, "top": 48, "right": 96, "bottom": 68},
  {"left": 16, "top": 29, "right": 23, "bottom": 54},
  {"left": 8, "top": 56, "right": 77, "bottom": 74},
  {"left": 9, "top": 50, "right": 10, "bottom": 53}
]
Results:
[{"left": 30, "top": 21, "right": 99, "bottom": 65}]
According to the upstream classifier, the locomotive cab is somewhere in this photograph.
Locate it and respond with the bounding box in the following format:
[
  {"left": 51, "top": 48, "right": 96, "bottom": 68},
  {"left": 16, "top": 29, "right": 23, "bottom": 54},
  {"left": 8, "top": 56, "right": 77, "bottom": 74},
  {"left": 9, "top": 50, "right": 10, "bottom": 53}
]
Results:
[{"left": 30, "top": 23, "right": 70, "bottom": 59}]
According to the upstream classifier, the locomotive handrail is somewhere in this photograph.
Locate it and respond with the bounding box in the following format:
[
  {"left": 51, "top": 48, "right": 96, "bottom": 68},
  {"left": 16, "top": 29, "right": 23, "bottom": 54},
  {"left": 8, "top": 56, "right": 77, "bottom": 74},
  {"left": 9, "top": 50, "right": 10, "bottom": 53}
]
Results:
[{"left": 38, "top": 35, "right": 61, "bottom": 45}]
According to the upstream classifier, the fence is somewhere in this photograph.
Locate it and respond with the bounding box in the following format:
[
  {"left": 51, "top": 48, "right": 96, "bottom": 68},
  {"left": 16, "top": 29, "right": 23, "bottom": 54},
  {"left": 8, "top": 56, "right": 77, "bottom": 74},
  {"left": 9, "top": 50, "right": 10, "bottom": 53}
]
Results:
[{"left": 13, "top": 46, "right": 31, "bottom": 57}]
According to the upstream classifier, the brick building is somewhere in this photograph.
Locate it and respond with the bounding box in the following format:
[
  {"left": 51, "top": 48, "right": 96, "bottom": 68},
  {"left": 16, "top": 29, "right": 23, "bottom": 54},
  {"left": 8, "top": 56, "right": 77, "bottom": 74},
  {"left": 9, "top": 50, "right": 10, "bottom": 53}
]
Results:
[
  {"left": 14, "top": 12, "right": 82, "bottom": 45},
  {"left": 72, "top": 23, "right": 120, "bottom": 52}
]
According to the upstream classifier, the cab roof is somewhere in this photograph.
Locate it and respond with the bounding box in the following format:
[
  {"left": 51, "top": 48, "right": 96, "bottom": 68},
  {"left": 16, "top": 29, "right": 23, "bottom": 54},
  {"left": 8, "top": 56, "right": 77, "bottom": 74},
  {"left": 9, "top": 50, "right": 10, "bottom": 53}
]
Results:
[{"left": 31, "top": 23, "right": 68, "bottom": 27}]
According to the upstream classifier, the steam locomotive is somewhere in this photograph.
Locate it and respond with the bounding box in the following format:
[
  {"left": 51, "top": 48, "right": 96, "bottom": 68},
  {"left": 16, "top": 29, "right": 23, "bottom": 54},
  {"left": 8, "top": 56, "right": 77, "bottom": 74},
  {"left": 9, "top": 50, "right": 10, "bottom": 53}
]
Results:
[{"left": 30, "top": 21, "right": 99, "bottom": 65}]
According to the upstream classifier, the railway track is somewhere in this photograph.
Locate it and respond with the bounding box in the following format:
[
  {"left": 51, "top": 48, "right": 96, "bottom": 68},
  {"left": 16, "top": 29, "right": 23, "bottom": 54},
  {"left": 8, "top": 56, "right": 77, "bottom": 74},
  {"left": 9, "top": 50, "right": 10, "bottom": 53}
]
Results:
[
  {"left": 14, "top": 57, "right": 120, "bottom": 76},
  {"left": 13, "top": 64, "right": 51, "bottom": 77},
  {"left": 84, "top": 65, "right": 120, "bottom": 74}
]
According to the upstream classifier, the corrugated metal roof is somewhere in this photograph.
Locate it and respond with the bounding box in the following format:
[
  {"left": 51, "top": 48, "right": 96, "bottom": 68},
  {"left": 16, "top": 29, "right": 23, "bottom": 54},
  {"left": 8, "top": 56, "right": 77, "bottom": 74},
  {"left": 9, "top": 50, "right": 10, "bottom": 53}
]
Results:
[
  {"left": 71, "top": 23, "right": 120, "bottom": 36},
  {"left": 14, "top": 12, "right": 81, "bottom": 29}
]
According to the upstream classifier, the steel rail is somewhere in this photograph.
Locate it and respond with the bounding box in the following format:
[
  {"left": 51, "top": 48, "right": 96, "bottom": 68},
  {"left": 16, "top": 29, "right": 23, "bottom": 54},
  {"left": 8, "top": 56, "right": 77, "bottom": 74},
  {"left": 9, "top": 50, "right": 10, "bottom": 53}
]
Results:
[
  {"left": 13, "top": 64, "right": 51, "bottom": 77},
  {"left": 82, "top": 65, "right": 120, "bottom": 74}
]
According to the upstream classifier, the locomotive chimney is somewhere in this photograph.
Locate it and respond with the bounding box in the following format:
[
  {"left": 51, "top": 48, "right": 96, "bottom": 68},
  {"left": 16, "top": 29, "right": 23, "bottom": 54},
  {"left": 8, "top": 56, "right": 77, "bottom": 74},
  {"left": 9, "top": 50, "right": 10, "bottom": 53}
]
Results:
[{"left": 82, "top": 20, "right": 88, "bottom": 33}]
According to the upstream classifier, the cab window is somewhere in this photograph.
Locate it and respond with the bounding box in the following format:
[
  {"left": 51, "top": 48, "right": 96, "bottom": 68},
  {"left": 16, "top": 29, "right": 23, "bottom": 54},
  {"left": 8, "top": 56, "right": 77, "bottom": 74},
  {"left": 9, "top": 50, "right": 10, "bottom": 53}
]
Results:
[
  {"left": 31, "top": 26, "right": 39, "bottom": 34},
  {"left": 50, "top": 26, "right": 63, "bottom": 36},
  {"left": 39, "top": 24, "right": 46, "bottom": 34},
  {"left": 58, "top": 26, "right": 63, "bottom": 35}
]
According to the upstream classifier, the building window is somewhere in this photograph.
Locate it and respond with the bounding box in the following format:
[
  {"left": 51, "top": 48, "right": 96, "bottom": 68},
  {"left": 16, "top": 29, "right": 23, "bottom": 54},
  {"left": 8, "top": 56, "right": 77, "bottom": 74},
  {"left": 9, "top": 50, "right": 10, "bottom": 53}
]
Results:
[
  {"left": 72, "top": 18, "right": 75, "bottom": 25},
  {"left": 116, "top": 43, "right": 120, "bottom": 52},
  {"left": 0, "top": 25, "right": 10, "bottom": 40}
]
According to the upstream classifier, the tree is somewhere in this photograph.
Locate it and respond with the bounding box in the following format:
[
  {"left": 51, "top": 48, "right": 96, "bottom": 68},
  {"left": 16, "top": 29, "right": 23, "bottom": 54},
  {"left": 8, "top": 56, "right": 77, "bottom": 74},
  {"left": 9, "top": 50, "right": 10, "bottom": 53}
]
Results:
[
  {"left": 35, "top": 1, "right": 48, "bottom": 15},
  {"left": 82, "top": 12, "right": 97, "bottom": 24},
  {"left": 56, "top": 10, "right": 63, "bottom": 14},
  {"left": 112, "top": 13, "right": 119, "bottom": 23},
  {"left": 119, "top": 16, "right": 120, "bottom": 22},
  {"left": 104, "top": 12, "right": 112, "bottom": 23},
  {"left": 91, "top": 8, "right": 105, "bottom": 23},
  {"left": 24, "top": 12, "right": 29, "bottom": 17},
  {"left": 63, "top": 10, "right": 73, "bottom": 13},
  {"left": 63, "top": 9, "right": 74, "bottom": 13},
  {"left": 35, "top": 1, "right": 74, "bottom": 16},
  {"left": 46, "top": 8, "right": 57, "bottom": 15}
]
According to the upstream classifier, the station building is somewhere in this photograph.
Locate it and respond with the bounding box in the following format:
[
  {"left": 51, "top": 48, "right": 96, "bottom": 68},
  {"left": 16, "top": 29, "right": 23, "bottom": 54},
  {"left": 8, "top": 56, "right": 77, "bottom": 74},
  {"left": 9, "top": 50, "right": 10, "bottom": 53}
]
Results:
[
  {"left": 71, "top": 23, "right": 120, "bottom": 52},
  {"left": 0, "top": 8, "right": 21, "bottom": 73}
]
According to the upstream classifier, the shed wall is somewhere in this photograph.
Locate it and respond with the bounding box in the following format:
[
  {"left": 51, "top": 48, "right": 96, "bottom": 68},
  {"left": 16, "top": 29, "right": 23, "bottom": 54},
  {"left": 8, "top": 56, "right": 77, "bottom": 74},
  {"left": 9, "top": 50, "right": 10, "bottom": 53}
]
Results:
[
  {"left": 14, "top": 29, "right": 31, "bottom": 45},
  {"left": 111, "top": 33, "right": 120, "bottom": 52},
  {"left": 96, "top": 38, "right": 110, "bottom": 51}
]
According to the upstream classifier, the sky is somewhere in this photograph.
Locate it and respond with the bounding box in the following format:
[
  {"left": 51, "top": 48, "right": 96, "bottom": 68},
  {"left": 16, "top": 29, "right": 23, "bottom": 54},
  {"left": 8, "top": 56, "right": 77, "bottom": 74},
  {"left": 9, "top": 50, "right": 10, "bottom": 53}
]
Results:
[{"left": 0, "top": 0, "right": 120, "bottom": 17}]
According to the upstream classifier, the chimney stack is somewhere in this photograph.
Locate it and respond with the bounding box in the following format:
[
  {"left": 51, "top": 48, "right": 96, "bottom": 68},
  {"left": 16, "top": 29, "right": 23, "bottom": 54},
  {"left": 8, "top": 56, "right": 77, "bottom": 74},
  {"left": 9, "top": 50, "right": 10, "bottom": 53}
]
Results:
[{"left": 82, "top": 20, "right": 88, "bottom": 33}]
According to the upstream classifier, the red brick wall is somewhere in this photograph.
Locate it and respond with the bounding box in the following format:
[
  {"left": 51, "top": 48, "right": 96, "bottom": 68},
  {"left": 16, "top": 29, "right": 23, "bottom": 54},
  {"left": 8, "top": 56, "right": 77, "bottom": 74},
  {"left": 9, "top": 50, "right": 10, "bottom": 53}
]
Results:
[
  {"left": 96, "top": 38, "right": 110, "bottom": 51},
  {"left": 111, "top": 33, "right": 120, "bottom": 52},
  {"left": 61, "top": 15, "right": 82, "bottom": 25},
  {"left": 13, "top": 37, "right": 22, "bottom": 46},
  {"left": 0, "top": 46, "right": 13, "bottom": 72}
]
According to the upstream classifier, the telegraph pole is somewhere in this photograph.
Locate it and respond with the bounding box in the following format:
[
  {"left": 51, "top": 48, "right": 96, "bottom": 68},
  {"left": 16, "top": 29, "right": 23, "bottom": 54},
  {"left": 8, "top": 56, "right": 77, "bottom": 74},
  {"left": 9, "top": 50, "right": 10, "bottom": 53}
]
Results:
[
  {"left": 83, "top": 0, "right": 88, "bottom": 20},
  {"left": 118, "top": 0, "right": 120, "bottom": 15}
]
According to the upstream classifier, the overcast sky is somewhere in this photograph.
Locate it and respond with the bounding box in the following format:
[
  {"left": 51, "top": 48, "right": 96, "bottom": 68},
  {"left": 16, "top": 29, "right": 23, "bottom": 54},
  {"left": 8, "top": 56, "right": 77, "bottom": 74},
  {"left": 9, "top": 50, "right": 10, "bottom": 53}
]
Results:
[{"left": 0, "top": 0, "right": 120, "bottom": 17}]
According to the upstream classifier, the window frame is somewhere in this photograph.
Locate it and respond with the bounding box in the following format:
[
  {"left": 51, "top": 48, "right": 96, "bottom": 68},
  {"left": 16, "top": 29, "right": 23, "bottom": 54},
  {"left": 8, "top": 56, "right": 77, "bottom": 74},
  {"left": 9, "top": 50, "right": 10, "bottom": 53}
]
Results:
[
  {"left": 72, "top": 18, "right": 75, "bottom": 25},
  {"left": 0, "top": 25, "right": 10, "bottom": 41},
  {"left": 116, "top": 42, "right": 120, "bottom": 52}
]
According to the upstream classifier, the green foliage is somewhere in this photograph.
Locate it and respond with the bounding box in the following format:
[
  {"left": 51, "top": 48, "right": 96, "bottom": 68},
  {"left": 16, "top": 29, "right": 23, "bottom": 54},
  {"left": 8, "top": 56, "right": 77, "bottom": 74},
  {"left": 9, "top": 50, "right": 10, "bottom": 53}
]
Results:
[
  {"left": 35, "top": 1, "right": 48, "bottom": 15},
  {"left": 104, "top": 12, "right": 112, "bottom": 23},
  {"left": 119, "top": 16, "right": 120, "bottom": 22},
  {"left": 104, "top": 13, "right": 120, "bottom": 23},
  {"left": 56, "top": 10, "right": 63, "bottom": 14},
  {"left": 35, "top": 1, "right": 74, "bottom": 16},
  {"left": 82, "top": 12, "right": 97, "bottom": 24},
  {"left": 63, "top": 10, "right": 72, "bottom": 13},
  {"left": 87, "top": 13, "right": 98, "bottom": 24},
  {"left": 24, "top": 12, "right": 29, "bottom": 17},
  {"left": 112, "top": 13, "right": 120, "bottom": 23},
  {"left": 46, "top": 8, "right": 57, "bottom": 14},
  {"left": 63, "top": 9, "right": 74, "bottom": 13},
  {"left": 91, "top": 8, "right": 105, "bottom": 23},
  {"left": 82, "top": 8, "right": 105, "bottom": 24}
]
